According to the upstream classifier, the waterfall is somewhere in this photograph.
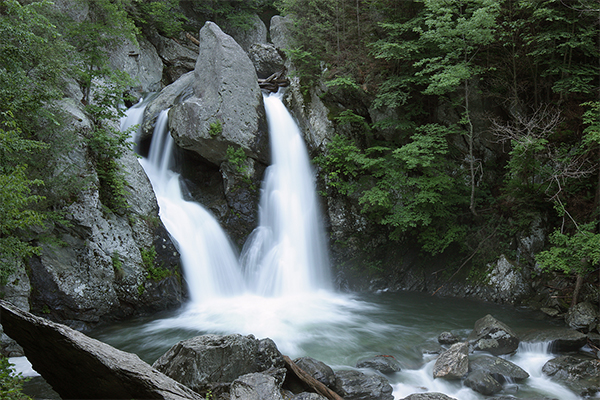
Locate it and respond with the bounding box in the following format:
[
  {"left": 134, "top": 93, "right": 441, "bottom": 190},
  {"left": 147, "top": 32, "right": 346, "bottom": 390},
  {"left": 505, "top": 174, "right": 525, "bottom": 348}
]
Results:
[
  {"left": 138, "top": 110, "right": 245, "bottom": 303},
  {"left": 240, "top": 92, "right": 331, "bottom": 296}
]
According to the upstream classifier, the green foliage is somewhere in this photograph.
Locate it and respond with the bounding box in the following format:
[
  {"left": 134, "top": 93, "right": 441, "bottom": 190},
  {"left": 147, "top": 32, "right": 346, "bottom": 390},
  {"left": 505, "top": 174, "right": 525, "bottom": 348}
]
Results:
[
  {"left": 131, "top": 0, "right": 186, "bottom": 37},
  {"left": 209, "top": 119, "right": 222, "bottom": 137},
  {"left": 112, "top": 252, "right": 123, "bottom": 272},
  {"left": 0, "top": 357, "right": 30, "bottom": 400},
  {"left": 142, "top": 246, "right": 172, "bottom": 281},
  {"left": 536, "top": 223, "right": 600, "bottom": 277},
  {"left": 226, "top": 146, "right": 249, "bottom": 176},
  {"left": 141, "top": 246, "right": 156, "bottom": 269}
]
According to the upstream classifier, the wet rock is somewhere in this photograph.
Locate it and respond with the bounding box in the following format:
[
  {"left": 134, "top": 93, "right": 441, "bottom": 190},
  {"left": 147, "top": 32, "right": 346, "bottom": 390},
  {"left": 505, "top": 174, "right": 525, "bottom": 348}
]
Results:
[
  {"left": 108, "top": 34, "right": 163, "bottom": 93},
  {"left": 542, "top": 355, "right": 600, "bottom": 397},
  {"left": 169, "top": 22, "right": 269, "bottom": 165},
  {"left": 438, "top": 332, "right": 459, "bottom": 345},
  {"left": 333, "top": 369, "right": 394, "bottom": 400},
  {"left": 566, "top": 301, "right": 599, "bottom": 332},
  {"left": 0, "top": 258, "right": 30, "bottom": 356},
  {"left": 468, "top": 314, "right": 520, "bottom": 355},
  {"left": 292, "top": 393, "right": 328, "bottom": 400},
  {"left": 0, "top": 300, "right": 203, "bottom": 400},
  {"left": 356, "top": 355, "right": 402, "bottom": 374},
  {"left": 433, "top": 341, "right": 469, "bottom": 380},
  {"left": 401, "top": 393, "right": 457, "bottom": 400},
  {"left": 520, "top": 328, "right": 587, "bottom": 352},
  {"left": 469, "top": 354, "right": 529, "bottom": 382},
  {"left": 230, "top": 372, "right": 284, "bottom": 400},
  {"left": 464, "top": 370, "right": 503, "bottom": 395},
  {"left": 294, "top": 357, "right": 336, "bottom": 388},
  {"left": 152, "top": 334, "right": 284, "bottom": 393}
]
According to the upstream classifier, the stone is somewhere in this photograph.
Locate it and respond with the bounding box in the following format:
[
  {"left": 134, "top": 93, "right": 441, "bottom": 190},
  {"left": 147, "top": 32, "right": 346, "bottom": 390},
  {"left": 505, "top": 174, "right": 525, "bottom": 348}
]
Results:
[
  {"left": 248, "top": 43, "right": 285, "bottom": 79},
  {"left": 230, "top": 373, "right": 285, "bottom": 400},
  {"left": 356, "top": 355, "right": 402, "bottom": 374},
  {"left": 469, "top": 355, "right": 529, "bottom": 382},
  {"left": 220, "top": 14, "right": 267, "bottom": 52},
  {"left": 566, "top": 301, "right": 599, "bottom": 332},
  {"left": 432, "top": 341, "right": 469, "bottom": 379},
  {"left": 270, "top": 15, "right": 293, "bottom": 51},
  {"left": 521, "top": 328, "right": 588, "bottom": 352},
  {"left": 147, "top": 30, "right": 198, "bottom": 83},
  {"left": 438, "top": 332, "right": 459, "bottom": 345},
  {"left": 464, "top": 370, "right": 503, "bottom": 395},
  {"left": 169, "top": 22, "right": 269, "bottom": 165},
  {"left": 0, "top": 300, "right": 203, "bottom": 400},
  {"left": 333, "top": 370, "right": 394, "bottom": 400},
  {"left": 542, "top": 355, "right": 600, "bottom": 397},
  {"left": 294, "top": 356, "right": 336, "bottom": 388},
  {"left": 468, "top": 314, "right": 520, "bottom": 355},
  {"left": 152, "top": 334, "right": 283, "bottom": 393},
  {"left": 292, "top": 393, "right": 329, "bottom": 400}
]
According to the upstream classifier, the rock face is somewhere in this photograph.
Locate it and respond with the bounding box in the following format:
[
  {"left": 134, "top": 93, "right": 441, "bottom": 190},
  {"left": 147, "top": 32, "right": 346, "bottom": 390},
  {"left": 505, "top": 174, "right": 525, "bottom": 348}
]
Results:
[
  {"left": 432, "top": 342, "right": 469, "bottom": 379},
  {"left": 169, "top": 21, "right": 269, "bottom": 165},
  {"left": 153, "top": 334, "right": 285, "bottom": 393},
  {"left": 26, "top": 99, "right": 185, "bottom": 325},
  {"left": 484, "top": 255, "right": 533, "bottom": 304},
  {"left": 248, "top": 43, "right": 286, "bottom": 79},
  {"left": 468, "top": 314, "right": 520, "bottom": 355},
  {"left": 333, "top": 369, "right": 394, "bottom": 400},
  {"left": 0, "top": 300, "right": 204, "bottom": 400},
  {"left": 108, "top": 35, "right": 163, "bottom": 93}
]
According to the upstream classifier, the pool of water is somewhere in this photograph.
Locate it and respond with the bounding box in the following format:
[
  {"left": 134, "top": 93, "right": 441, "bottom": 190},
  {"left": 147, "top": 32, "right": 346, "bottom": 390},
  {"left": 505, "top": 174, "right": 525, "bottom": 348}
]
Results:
[{"left": 85, "top": 290, "right": 583, "bottom": 399}]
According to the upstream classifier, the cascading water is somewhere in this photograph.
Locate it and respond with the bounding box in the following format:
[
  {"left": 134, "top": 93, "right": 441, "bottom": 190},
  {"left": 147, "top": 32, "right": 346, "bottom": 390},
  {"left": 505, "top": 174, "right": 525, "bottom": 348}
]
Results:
[{"left": 240, "top": 92, "right": 331, "bottom": 296}]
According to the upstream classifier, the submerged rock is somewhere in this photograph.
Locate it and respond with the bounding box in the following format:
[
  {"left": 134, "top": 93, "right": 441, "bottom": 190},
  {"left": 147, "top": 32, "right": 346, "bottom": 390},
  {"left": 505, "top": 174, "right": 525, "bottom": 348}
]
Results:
[
  {"left": 432, "top": 341, "right": 469, "bottom": 380},
  {"left": 437, "top": 332, "right": 459, "bottom": 345},
  {"left": 464, "top": 369, "right": 503, "bottom": 395},
  {"left": 468, "top": 314, "right": 520, "bottom": 355},
  {"left": 333, "top": 369, "right": 394, "bottom": 400},
  {"left": 0, "top": 300, "right": 203, "bottom": 400},
  {"left": 401, "top": 393, "right": 457, "bottom": 400}
]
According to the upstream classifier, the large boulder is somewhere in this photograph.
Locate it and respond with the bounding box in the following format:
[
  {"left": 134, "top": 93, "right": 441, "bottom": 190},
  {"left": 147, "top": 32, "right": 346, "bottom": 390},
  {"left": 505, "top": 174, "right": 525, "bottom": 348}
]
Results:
[
  {"left": 333, "top": 370, "right": 394, "bottom": 400},
  {"left": 468, "top": 354, "right": 529, "bottom": 382},
  {"left": 464, "top": 369, "right": 503, "bottom": 395},
  {"left": 432, "top": 342, "right": 469, "bottom": 380},
  {"left": 152, "top": 334, "right": 285, "bottom": 393},
  {"left": 146, "top": 30, "right": 199, "bottom": 83},
  {"left": 468, "top": 314, "right": 520, "bottom": 355},
  {"left": 220, "top": 14, "right": 268, "bottom": 52},
  {"left": 0, "top": 300, "right": 203, "bottom": 400},
  {"left": 248, "top": 43, "right": 286, "bottom": 79},
  {"left": 542, "top": 355, "right": 600, "bottom": 397},
  {"left": 169, "top": 21, "right": 269, "bottom": 165},
  {"left": 108, "top": 35, "right": 163, "bottom": 93},
  {"left": 401, "top": 394, "right": 457, "bottom": 400}
]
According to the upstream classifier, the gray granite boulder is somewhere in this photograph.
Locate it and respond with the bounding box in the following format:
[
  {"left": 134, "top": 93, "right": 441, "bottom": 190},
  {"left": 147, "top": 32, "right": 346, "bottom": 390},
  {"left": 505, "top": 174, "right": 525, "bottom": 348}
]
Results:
[
  {"left": 230, "top": 372, "right": 285, "bottom": 400},
  {"left": 333, "top": 369, "right": 394, "bottom": 400},
  {"left": 464, "top": 369, "right": 503, "bottom": 395},
  {"left": 566, "top": 301, "right": 599, "bottom": 332},
  {"left": 468, "top": 314, "right": 520, "bottom": 355},
  {"left": 521, "top": 328, "right": 587, "bottom": 352},
  {"left": 469, "top": 354, "right": 529, "bottom": 382},
  {"left": 356, "top": 355, "right": 402, "bottom": 374},
  {"left": 169, "top": 21, "right": 269, "bottom": 165},
  {"left": 433, "top": 342, "right": 469, "bottom": 380},
  {"left": 294, "top": 356, "right": 336, "bottom": 388}
]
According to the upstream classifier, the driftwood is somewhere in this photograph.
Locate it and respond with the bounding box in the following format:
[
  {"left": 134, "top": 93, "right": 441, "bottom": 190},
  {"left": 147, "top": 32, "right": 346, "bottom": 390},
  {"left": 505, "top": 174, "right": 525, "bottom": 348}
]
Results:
[
  {"left": 186, "top": 32, "right": 200, "bottom": 46},
  {"left": 283, "top": 355, "right": 344, "bottom": 400},
  {"left": 258, "top": 70, "right": 289, "bottom": 92}
]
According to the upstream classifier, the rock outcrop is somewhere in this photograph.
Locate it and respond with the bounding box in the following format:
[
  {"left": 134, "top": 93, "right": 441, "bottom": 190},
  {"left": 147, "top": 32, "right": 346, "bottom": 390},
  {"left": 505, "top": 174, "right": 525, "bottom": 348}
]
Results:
[
  {"left": 169, "top": 21, "right": 269, "bottom": 165},
  {"left": 0, "top": 300, "right": 204, "bottom": 400}
]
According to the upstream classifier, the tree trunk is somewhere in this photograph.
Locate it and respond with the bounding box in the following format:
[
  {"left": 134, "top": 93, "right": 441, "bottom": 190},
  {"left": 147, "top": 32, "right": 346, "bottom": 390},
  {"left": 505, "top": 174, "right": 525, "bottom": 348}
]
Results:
[
  {"left": 570, "top": 273, "right": 584, "bottom": 308},
  {"left": 283, "top": 356, "right": 344, "bottom": 400}
]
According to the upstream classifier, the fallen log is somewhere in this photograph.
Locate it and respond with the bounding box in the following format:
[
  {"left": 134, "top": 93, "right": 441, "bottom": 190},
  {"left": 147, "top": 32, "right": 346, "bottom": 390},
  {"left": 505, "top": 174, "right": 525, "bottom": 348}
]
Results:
[
  {"left": 283, "top": 355, "right": 344, "bottom": 400},
  {"left": 186, "top": 32, "right": 200, "bottom": 46}
]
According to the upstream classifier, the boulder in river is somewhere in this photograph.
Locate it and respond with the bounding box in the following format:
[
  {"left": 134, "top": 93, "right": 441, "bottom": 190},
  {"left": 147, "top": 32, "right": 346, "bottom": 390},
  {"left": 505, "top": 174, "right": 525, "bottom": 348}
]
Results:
[
  {"left": 437, "top": 332, "right": 459, "bottom": 345},
  {"left": 400, "top": 393, "right": 457, "bottom": 400},
  {"left": 464, "top": 369, "right": 503, "bottom": 395},
  {"left": 432, "top": 341, "right": 469, "bottom": 380},
  {"left": 0, "top": 300, "right": 203, "bottom": 400},
  {"left": 520, "top": 327, "right": 588, "bottom": 352},
  {"left": 152, "top": 333, "right": 284, "bottom": 394},
  {"left": 542, "top": 355, "right": 600, "bottom": 397},
  {"left": 468, "top": 314, "right": 520, "bottom": 355},
  {"left": 333, "top": 369, "right": 394, "bottom": 400},
  {"left": 469, "top": 354, "right": 529, "bottom": 382},
  {"left": 356, "top": 355, "right": 402, "bottom": 374}
]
